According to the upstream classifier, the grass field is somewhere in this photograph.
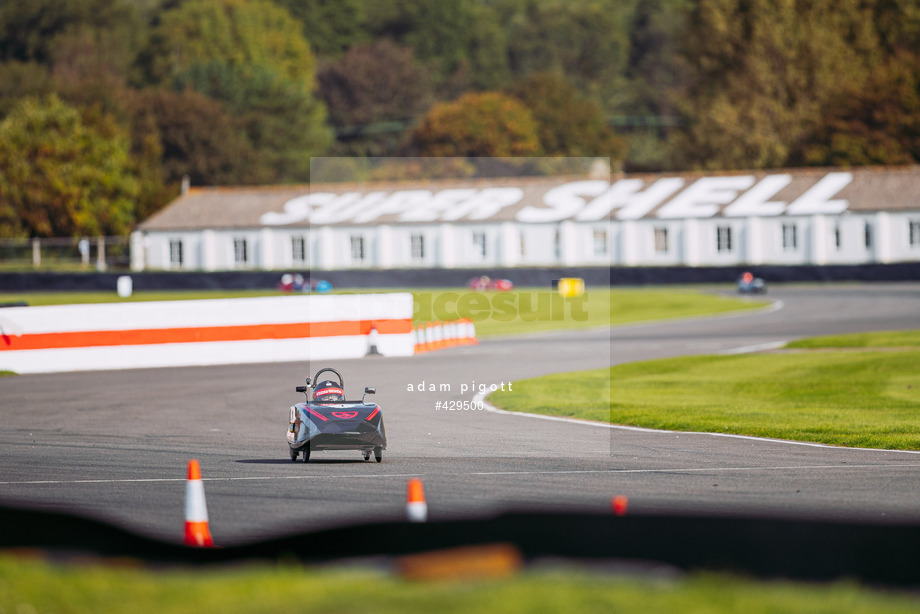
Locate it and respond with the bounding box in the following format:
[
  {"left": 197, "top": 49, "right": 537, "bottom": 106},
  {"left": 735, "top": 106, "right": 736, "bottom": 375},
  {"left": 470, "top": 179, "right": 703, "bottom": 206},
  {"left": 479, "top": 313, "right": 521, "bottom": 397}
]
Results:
[
  {"left": 1, "top": 555, "right": 918, "bottom": 614},
  {"left": 488, "top": 329, "right": 920, "bottom": 450},
  {"left": 0, "top": 287, "right": 766, "bottom": 339}
]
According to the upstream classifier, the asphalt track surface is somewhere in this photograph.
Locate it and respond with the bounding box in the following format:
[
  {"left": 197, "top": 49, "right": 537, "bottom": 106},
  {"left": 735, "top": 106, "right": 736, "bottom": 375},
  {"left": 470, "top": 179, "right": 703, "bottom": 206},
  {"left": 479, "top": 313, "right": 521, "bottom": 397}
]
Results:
[{"left": 1, "top": 283, "right": 919, "bottom": 545}]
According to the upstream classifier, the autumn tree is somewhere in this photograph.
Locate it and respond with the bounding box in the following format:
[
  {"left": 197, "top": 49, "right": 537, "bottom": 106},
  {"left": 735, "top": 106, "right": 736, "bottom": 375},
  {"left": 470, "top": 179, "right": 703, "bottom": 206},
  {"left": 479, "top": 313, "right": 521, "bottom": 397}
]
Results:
[
  {"left": 510, "top": 72, "right": 626, "bottom": 159},
  {"left": 0, "top": 95, "right": 138, "bottom": 238},
  {"left": 410, "top": 91, "right": 541, "bottom": 157},
  {"left": 796, "top": 51, "right": 920, "bottom": 166},
  {"left": 128, "top": 88, "right": 263, "bottom": 187},
  {"left": 670, "top": 0, "right": 882, "bottom": 170},
  {"left": 317, "top": 39, "right": 433, "bottom": 155}
]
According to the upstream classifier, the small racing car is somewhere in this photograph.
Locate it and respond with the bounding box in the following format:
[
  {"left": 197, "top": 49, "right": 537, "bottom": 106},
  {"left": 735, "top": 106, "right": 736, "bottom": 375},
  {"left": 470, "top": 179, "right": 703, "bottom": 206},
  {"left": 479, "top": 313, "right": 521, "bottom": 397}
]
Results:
[
  {"left": 278, "top": 273, "right": 333, "bottom": 293},
  {"left": 737, "top": 271, "right": 767, "bottom": 294},
  {"left": 467, "top": 275, "right": 513, "bottom": 291},
  {"left": 287, "top": 367, "right": 386, "bottom": 463}
]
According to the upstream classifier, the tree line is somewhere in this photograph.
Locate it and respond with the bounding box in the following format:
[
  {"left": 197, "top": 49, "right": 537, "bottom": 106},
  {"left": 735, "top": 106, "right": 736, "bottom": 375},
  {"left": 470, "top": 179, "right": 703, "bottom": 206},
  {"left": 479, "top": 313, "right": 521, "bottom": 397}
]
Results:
[{"left": 0, "top": 0, "right": 918, "bottom": 238}]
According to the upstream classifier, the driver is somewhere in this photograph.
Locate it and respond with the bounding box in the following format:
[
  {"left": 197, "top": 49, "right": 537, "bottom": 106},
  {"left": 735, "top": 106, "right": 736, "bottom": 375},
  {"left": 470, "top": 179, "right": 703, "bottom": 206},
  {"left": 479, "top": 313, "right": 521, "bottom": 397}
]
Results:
[{"left": 313, "top": 380, "right": 345, "bottom": 402}]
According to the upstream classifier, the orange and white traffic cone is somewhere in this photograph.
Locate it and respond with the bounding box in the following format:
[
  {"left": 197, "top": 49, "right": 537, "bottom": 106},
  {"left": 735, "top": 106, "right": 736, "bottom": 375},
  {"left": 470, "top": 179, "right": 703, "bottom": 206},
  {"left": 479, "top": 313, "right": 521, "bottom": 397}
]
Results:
[
  {"left": 184, "top": 459, "right": 214, "bottom": 547},
  {"left": 406, "top": 477, "right": 428, "bottom": 522}
]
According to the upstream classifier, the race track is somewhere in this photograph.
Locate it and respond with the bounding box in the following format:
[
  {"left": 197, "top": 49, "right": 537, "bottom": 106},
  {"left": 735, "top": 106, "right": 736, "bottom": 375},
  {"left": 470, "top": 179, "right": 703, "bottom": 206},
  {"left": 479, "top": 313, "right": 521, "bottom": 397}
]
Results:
[{"left": 1, "top": 283, "right": 919, "bottom": 545}]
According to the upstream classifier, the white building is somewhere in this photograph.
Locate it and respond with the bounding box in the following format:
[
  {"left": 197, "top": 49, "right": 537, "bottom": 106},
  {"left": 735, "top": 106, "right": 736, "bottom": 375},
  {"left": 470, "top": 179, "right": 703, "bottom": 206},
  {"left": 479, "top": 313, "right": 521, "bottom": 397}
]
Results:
[{"left": 132, "top": 166, "right": 920, "bottom": 271}]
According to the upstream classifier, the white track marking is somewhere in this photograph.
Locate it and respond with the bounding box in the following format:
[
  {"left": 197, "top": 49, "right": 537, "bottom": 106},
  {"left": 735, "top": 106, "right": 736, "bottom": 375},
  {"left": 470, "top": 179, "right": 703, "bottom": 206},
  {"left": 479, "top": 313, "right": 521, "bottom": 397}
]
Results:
[
  {"left": 473, "top": 290, "right": 920, "bottom": 455},
  {"left": 477, "top": 389, "right": 920, "bottom": 456},
  {"left": 2, "top": 464, "right": 918, "bottom": 486}
]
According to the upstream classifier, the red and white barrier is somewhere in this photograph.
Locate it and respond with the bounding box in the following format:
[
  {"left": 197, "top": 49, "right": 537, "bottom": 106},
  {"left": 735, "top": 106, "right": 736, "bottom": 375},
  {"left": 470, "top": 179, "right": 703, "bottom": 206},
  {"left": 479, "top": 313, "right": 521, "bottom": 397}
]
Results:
[
  {"left": 412, "top": 319, "right": 477, "bottom": 354},
  {"left": 0, "top": 294, "right": 413, "bottom": 374}
]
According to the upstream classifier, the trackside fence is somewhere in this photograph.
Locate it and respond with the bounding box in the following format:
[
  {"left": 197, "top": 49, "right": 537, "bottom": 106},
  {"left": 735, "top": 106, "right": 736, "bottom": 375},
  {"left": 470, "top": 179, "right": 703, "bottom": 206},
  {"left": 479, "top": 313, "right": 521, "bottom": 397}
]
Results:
[{"left": 0, "top": 236, "right": 130, "bottom": 271}]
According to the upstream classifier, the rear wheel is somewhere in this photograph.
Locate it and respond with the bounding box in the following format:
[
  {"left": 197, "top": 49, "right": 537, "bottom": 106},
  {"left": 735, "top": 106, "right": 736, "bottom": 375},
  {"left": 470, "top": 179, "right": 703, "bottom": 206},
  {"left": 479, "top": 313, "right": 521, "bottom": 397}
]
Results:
[
  {"left": 374, "top": 446, "right": 382, "bottom": 463},
  {"left": 289, "top": 448, "right": 298, "bottom": 462},
  {"left": 363, "top": 451, "right": 371, "bottom": 461},
  {"left": 302, "top": 447, "right": 311, "bottom": 463}
]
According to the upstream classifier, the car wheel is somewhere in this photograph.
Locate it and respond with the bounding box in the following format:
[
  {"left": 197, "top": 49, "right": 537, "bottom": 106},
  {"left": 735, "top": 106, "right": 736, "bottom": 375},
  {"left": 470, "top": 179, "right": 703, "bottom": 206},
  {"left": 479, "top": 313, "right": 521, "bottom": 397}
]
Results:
[
  {"left": 302, "top": 447, "right": 311, "bottom": 463},
  {"left": 289, "top": 448, "right": 298, "bottom": 462},
  {"left": 363, "top": 452, "right": 370, "bottom": 461},
  {"left": 374, "top": 446, "right": 382, "bottom": 463}
]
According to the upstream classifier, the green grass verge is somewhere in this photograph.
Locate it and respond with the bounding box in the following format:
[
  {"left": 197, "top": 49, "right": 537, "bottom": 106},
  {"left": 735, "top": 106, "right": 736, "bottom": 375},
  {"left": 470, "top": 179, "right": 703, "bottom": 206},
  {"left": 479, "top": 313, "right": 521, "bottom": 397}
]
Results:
[
  {"left": 0, "top": 287, "right": 766, "bottom": 339},
  {"left": 489, "top": 330, "right": 920, "bottom": 450},
  {"left": 787, "top": 330, "right": 920, "bottom": 349},
  {"left": 1, "top": 555, "right": 918, "bottom": 614},
  {"left": 416, "top": 287, "right": 764, "bottom": 338}
]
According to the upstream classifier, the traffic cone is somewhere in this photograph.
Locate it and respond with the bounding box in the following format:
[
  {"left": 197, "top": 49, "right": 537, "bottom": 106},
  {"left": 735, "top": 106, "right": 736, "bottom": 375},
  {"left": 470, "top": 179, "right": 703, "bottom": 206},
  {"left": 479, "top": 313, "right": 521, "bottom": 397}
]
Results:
[
  {"left": 184, "top": 459, "right": 214, "bottom": 547},
  {"left": 366, "top": 323, "right": 382, "bottom": 356},
  {"left": 469, "top": 319, "right": 478, "bottom": 345},
  {"left": 407, "top": 477, "right": 428, "bottom": 522}
]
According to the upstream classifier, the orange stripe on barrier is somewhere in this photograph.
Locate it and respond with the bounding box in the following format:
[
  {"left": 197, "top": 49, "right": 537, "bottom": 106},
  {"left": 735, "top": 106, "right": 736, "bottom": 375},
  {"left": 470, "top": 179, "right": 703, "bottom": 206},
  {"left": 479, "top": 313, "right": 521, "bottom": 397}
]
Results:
[{"left": 0, "top": 318, "right": 412, "bottom": 352}]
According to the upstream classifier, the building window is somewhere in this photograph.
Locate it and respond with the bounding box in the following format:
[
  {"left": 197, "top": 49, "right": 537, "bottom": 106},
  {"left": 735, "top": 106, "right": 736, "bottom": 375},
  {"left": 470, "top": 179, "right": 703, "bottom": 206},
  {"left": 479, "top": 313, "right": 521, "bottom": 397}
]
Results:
[
  {"left": 169, "top": 239, "right": 183, "bottom": 268},
  {"left": 233, "top": 238, "right": 248, "bottom": 265},
  {"left": 593, "top": 229, "right": 608, "bottom": 256},
  {"left": 472, "top": 231, "right": 486, "bottom": 258},
  {"left": 653, "top": 227, "right": 669, "bottom": 254},
  {"left": 519, "top": 232, "right": 526, "bottom": 257},
  {"left": 350, "top": 235, "right": 365, "bottom": 263},
  {"left": 716, "top": 226, "right": 733, "bottom": 253},
  {"left": 292, "top": 236, "right": 306, "bottom": 264},
  {"left": 410, "top": 233, "right": 425, "bottom": 262},
  {"left": 908, "top": 220, "right": 920, "bottom": 247},
  {"left": 834, "top": 225, "right": 842, "bottom": 250},
  {"left": 554, "top": 228, "right": 561, "bottom": 260},
  {"left": 782, "top": 223, "right": 798, "bottom": 251},
  {"left": 865, "top": 222, "right": 873, "bottom": 249}
]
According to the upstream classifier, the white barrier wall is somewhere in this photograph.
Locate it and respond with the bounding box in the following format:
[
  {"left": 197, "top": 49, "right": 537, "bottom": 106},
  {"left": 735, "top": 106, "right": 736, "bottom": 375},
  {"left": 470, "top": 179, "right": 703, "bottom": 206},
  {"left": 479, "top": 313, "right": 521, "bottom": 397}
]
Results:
[{"left": 0, "top": 294, "right": 414, "bottom": 374}]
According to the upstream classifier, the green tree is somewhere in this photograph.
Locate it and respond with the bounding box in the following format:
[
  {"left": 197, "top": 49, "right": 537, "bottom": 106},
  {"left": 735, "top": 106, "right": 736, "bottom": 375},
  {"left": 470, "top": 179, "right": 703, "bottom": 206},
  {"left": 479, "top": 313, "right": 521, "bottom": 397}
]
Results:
[
  {"left": 0, "top": 61, "right": 53, "bottom": 118},
  {"left": 0, "top": 95, "right": 138, "bottom": 238},
  {"left": 145, "top": 0, "right": 316, "bottom": 89},
  {"left": 174, "top": 62, "right": 332, "bottom": 182},
  {"left": 272, "top": 0, "right": 368, "bottom": 57},
  {"left": 410, "top": 91, "right": 541, "bottom": 157},
  {"left": 501, "top": 0, "right": 634, "bottom": 108},
  {"left": 511, "top": 72, "right": 627, "bottom": 159},
  {"left": 0, "top": 0, "right": 142, "bottom": 67},
  {"left": 365, "top": 0, "right": 509, "bottom": 91}
]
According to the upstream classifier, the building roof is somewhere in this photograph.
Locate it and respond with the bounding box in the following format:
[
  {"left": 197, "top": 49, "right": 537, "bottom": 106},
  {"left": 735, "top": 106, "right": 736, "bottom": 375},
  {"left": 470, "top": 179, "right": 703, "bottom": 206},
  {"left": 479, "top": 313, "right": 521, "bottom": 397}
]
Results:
[{"left": 138, "top": 166, "right": 920, "bottom": 231}]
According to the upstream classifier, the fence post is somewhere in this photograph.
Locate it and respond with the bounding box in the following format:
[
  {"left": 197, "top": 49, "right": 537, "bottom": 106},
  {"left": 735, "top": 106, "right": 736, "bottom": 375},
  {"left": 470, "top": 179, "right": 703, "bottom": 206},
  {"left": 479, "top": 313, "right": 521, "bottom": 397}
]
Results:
[
  {"left": 32, "top": 238, "right": 40, "bottom": 268},
  {"left": 96, "top": 236, "right": 106, "bottom": 271}
]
